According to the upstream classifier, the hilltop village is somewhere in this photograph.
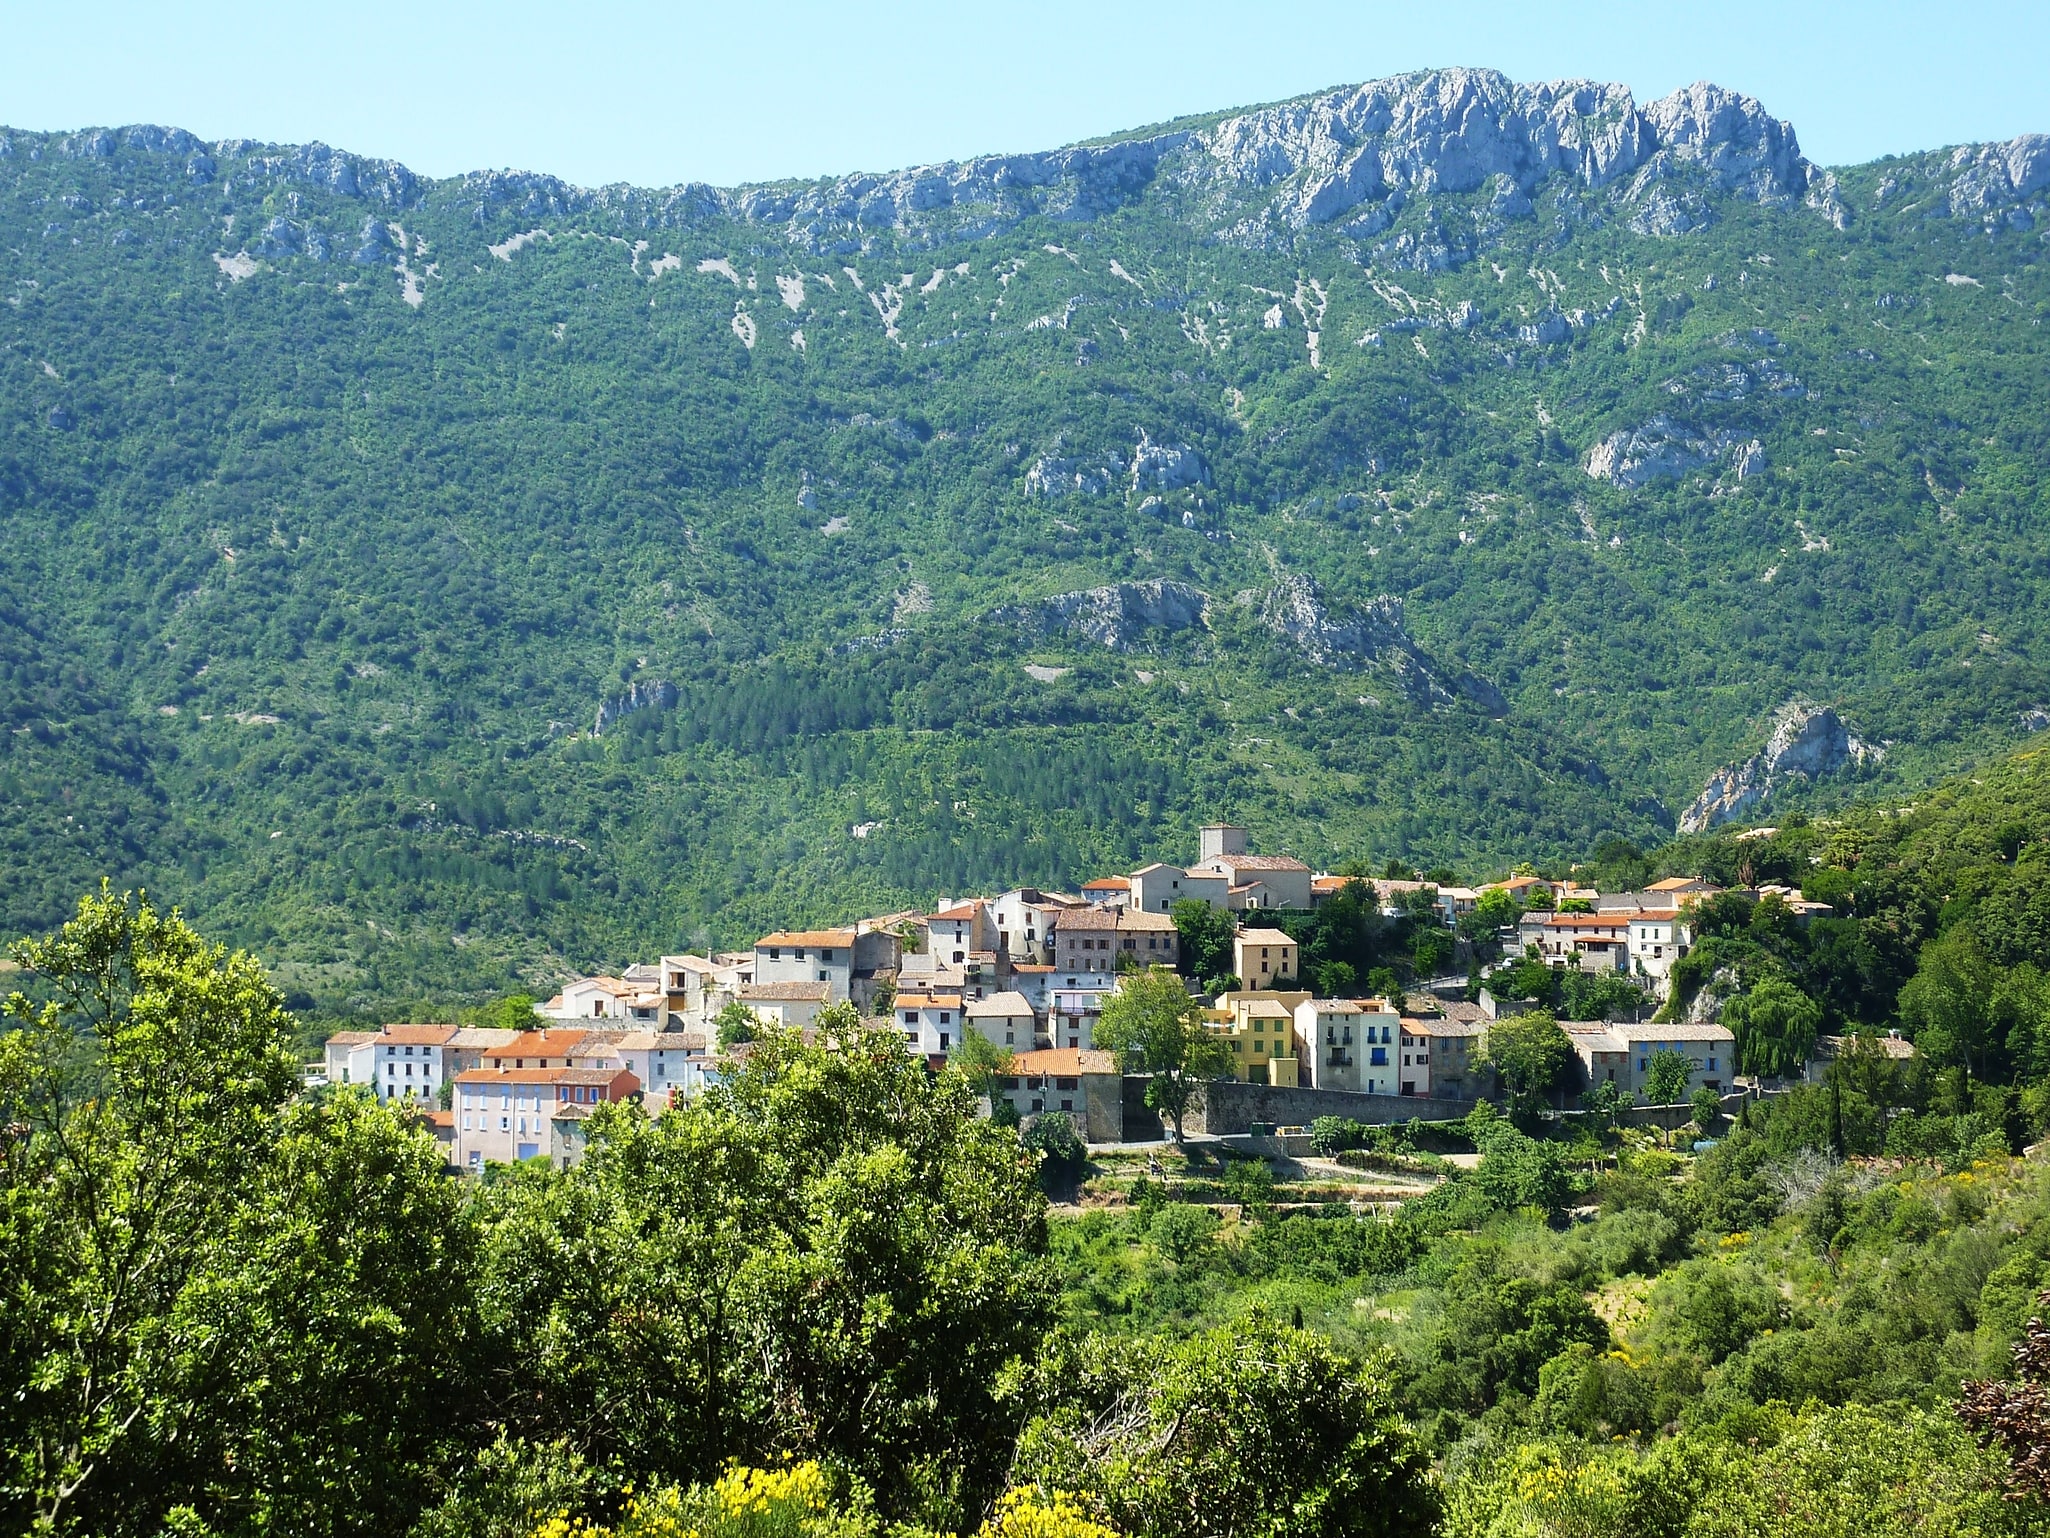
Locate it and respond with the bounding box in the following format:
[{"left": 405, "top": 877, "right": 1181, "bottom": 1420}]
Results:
[{"left": 320, "top": 823, "right": 1880, "bottom": 1170}]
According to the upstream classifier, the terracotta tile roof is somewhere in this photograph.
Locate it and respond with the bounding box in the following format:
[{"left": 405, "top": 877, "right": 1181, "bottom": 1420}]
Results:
[
  {"left": 928, "top": 902, "right": 984, "bottom": 922},
  {"left": 1117, "top": 910, "right": 1179, "bottom": 932},
  {"left": 455, "top": 1065, "right": 639, "bottom": 1086},
  {"left": 1627, "top": 910, "right": 1682, "bottom": 923},
  {"left": 566, "top": 976, "right": 640, "bottom": 997},
  {"left": 1057, "top": 908, "right": 1123, "bottom": 932},
  {"left": 1235, "top": 927, "right": 1296, "bottom": 946},
  {"left": 756, "top": 929, "right": 857, "bottom": 949},
  {"left": 1081, "top": 877, "right": 1129, "bottom": 891},
  {"left": 1008, "top": 1048, "right": 1118, "bottom": 1075},
  {"left": 741, "top": 981, "right": 831, "bottom": 1003},
  {"left": 484, "top": 1029, "right": 592, "bottom": 1061},
  {"left": 324, "top": 1030, "right": 377, "bottom": 1047},
  {"left": 373, "top": 1023, "right": 461, "bottom": 1045},
  {"left": 1647, "top": 877, "right": 1715, "bottom": 893},
  {"left": 1405, "top": 1015, "right": 1486, "bottom": 1037}
]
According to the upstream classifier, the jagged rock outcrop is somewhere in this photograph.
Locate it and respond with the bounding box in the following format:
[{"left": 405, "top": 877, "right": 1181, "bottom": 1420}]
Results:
[
  {"left": 1187, "top": 71, "right": 1806, "bottom": 234},
  {"left": 1129, "top": 431, "right": 1208, "bottom": 493},
  {"left": 1679, "top": 702, "right": 1882, "bottom": 833},
  {"left": 1255, "top": 576, "right": 1507, "bottom": 712},
  {"left": 1585, "top": 416, "right": 1766, "bottom": 488},
  {"left": 992, "top": 581, "right": 1209, "bottom": 650},
  {"left": 592, "top": 678, "right": 678, "bottom": 735},
  {"left": 1023, "top": 453, "right": 1117, "bottom": 498},
  {"left": 1943, "top": 134, "right": 2050, "bottom": 226}
]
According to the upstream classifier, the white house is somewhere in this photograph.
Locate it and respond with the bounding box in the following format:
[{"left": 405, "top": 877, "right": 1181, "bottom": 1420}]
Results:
[
  {"left": 739, "top": 981, "right": 830, "bottom": 1030},
  {"left": 1293, "top": 998, "right": 1403, "bottom": 1094},
  {"left": 363, "top": 1024, "right": 460, "bottom": 1105},
  {"left": 988, "top": 889, "right": 1080, "bottom": 961},
  {"left": 895, "top": 991, "right": 965, "bottom": 1056},
  {"left": 1127, "top": 863, "right": 1231, "bottom": 915},
  {"left": 613, "top": 1030, "right": 716, "bottom": 1108},
  {"left": 324, "top": 1030, "right": 377, "bottom": 1089},
  {"left": 965, "top": 991, "right": 1037, "bottom": 1051},
  {"left": 540, "top": 976, "right": 657, "bottom": 1022},
  {"left": 754, "top": 928, "right": 858, "bottom": 1000},
  {"left": 1191, "top": 853, "right": 1313, "bottom": 911},
  {"left": 924, "top": 901, "right": 1001, "bottom": 964},
  {"left": 1627, "top": 909, "right": 1692, "bottom": 994}
]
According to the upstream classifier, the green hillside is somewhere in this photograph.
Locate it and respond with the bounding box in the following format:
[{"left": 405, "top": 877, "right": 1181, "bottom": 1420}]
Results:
[{"left": 1, "top": 75, "right": 2047, "bottom": 1006}]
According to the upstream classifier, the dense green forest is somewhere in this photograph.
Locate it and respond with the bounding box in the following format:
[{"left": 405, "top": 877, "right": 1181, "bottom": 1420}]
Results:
[
  {"left": 1, "top": 74, "right": 2047, "bottom": 1007},
  {"left": 9, "top": 879, "right": 2050, "bottom": 1538}
]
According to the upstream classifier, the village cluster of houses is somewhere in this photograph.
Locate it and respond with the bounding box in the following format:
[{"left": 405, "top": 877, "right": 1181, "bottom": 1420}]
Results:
[{"left": 319, "top": 824, "right": 1853, "bottom": 1172}]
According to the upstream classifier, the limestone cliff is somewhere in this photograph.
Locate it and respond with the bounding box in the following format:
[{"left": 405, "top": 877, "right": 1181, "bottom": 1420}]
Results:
[{"left": 1679, "top": 703, "right": 1882, "bottom": 833}]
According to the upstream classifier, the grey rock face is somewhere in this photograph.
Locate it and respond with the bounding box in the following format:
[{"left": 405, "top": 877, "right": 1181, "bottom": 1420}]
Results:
[
  {"left": 1187, "top": 70, "right": 1804, "bottom": 232},
  {"left": 1129, "top": 431, "right": 1208, "bottom": 493},
  {"left": 1679, "top": 702, "right": 1881, "bottom": 833},
  {"left": 1585, "top": 416, "right": 1764, "bottom": 488},
  {"left": 593, "top": 678, "right": 678, "bottom": 736},
  {"left": 1944, "top": 134, "right": 2050, "bottom": 220},
  {"left": 1022, "top": 453, "right": 1116, "bottom": 498},
  {"left": 1255, "top": 576, "right": 1506, "bottom": 712},
  {"left": 351, "top": 215, "right": 396, "bottom": 266},
  {"left": 993, "top": 581, "right": 1209, "bottom": 650}
]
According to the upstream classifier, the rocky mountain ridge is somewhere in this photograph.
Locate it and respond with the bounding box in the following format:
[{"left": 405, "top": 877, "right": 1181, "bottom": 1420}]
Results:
[{"left": 8, "top": 70, "right": 2045, "bottom": 261}]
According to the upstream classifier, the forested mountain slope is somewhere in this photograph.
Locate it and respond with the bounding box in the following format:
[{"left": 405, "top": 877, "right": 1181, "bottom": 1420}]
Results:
[{"left": 1, "top": 71, "right": 2046, "bottom": 1006}]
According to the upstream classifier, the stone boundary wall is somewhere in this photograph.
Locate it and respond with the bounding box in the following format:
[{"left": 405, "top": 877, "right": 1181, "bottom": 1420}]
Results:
[{"left": 1195, "top": 1080, "right": 1480, "bottom": 1135}]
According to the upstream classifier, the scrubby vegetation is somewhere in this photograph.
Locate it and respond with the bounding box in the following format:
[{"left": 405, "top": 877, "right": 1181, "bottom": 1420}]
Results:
[
  {"left": 9, "top": 884, "right": 2050, "bottom": 1536},
  {"left": 0, "top": 104, "right": 2046, "bottom": 1010}
]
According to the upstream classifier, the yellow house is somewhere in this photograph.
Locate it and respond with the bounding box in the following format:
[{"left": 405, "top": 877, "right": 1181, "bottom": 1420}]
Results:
[
  {"left": 1232, "top": 927, "right": 1300, "bottom": 987},
  {"left": 1205, "top": 997, "right": 1302, "bottom": 1086}
]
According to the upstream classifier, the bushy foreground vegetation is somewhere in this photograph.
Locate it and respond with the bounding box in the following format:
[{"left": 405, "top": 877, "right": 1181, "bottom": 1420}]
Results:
[{"left": 8, "top": 887, "right": 2050, "bottom": 1537}]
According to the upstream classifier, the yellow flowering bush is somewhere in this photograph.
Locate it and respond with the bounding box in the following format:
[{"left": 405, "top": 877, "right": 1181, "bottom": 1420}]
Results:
[
  {"left": 1443, "top": 1442, "right": 1636, "bottom": 1538},
  {"left": 975, "top": 1488, "right": 1120, "bottom": 1538},
  {"left": 532, "top": 1460, "right": 871, "bottom": 1538}
]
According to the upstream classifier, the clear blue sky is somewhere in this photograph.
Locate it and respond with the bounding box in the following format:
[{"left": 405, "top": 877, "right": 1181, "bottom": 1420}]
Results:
[{"left": 1, "top": 1, "right": 2042, "bottom": 189}]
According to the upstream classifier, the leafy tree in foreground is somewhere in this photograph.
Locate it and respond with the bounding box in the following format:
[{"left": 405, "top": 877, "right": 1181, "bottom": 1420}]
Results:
[
  {"left": 1094, "top": 967, "right": 1232, "bottom": 1143},
  {"left": 1168, "top": 899, "right": 1234, "bottom": 986},
  {"left": 475, "top": 1023, "right": 1054, "bottom": 1529},
  {"left": 1643, "top": 1049, "right": 1694, "bottom": 1107},
  {"left": 1692, "top": 1084, "right": 1725, "bottom": 1136},
  {"left": 713, "top": 998, "right": 758, "bottom": 1048},
  {"left": 0, "top": 887, "right": 471, "bottom": 1538},
  {"left": 1482, "top": 1009, "right": 1573, "bottom": 1121},
  {"left": 952, "top": 1029, "right": 1017, "bottom": 1122},
  {"left": 1582, "top": 1077, "right": 1632, "bottom": 1128},
  {"left": 1012, "top": 1317, "right": 1440, "bottom": 1538},
  {"left": 1722, "top": 977, "right": 1821, "bottom": 1079}
]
